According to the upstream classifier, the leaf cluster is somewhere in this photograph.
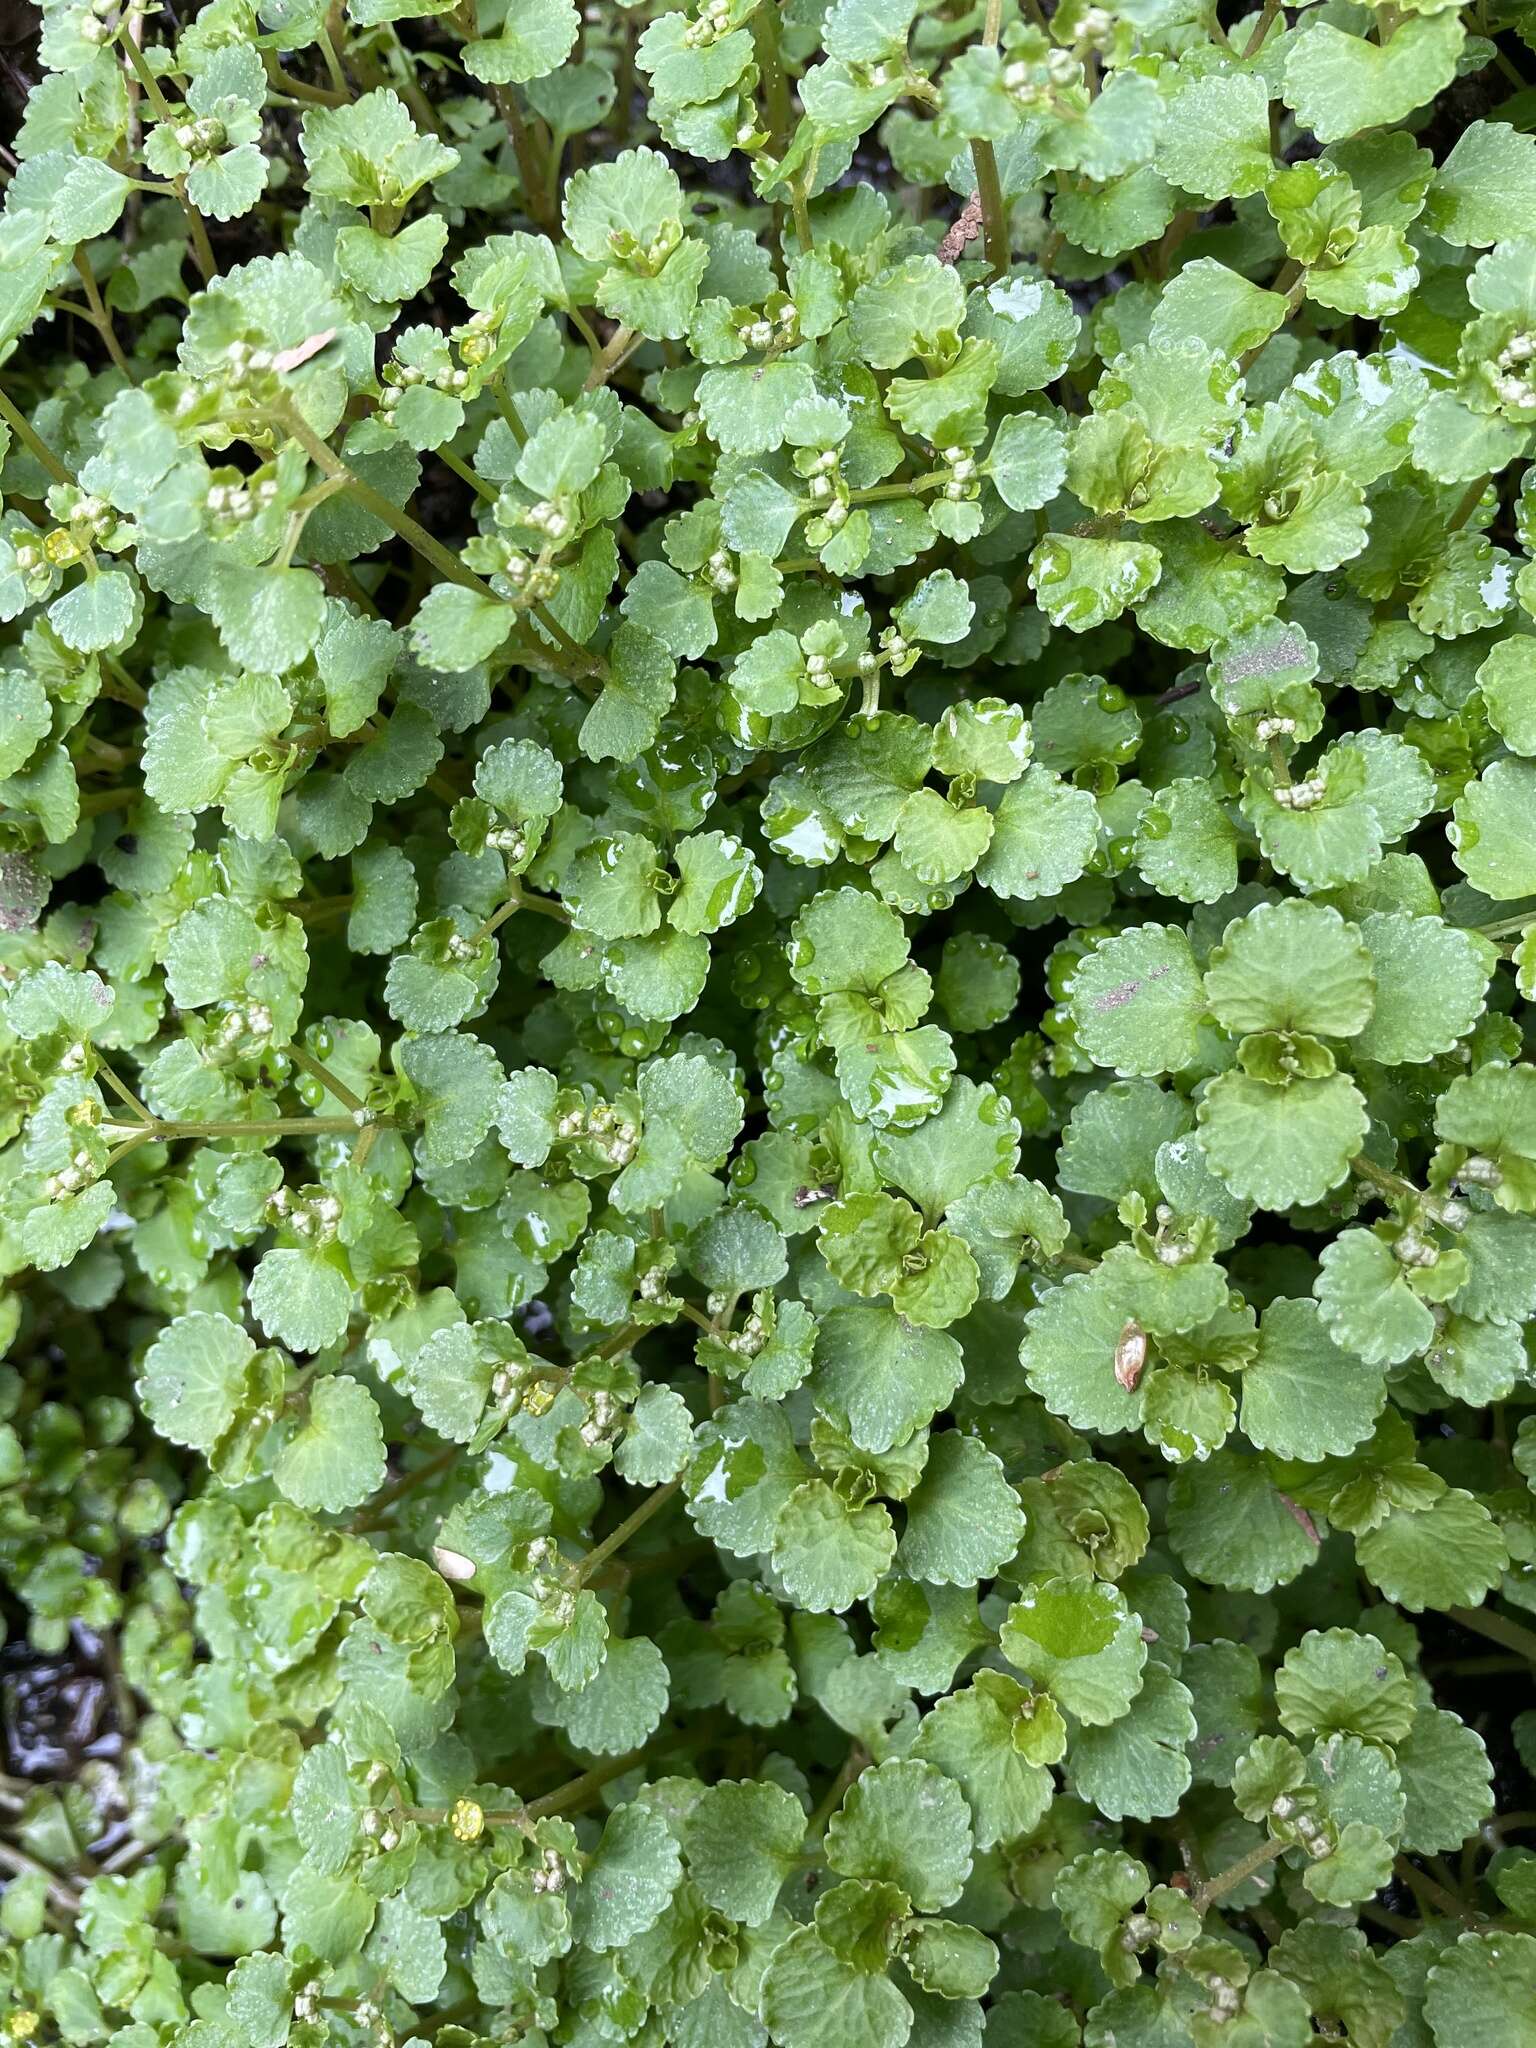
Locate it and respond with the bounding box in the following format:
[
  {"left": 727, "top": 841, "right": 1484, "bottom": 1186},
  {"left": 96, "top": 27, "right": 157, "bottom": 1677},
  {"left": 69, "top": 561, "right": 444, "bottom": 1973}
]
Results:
[{"left": 5, "top": 1, "right": 1536, "bottom": 2046}]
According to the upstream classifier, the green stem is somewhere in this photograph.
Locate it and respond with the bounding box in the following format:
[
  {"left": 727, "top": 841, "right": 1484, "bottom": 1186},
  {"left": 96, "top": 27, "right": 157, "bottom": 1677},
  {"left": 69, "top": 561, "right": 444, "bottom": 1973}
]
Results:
[
  {"left": 282, "top": 405, "right": 498, "bottom": 599},
  {"left": 1237, "top": 261, "right": 1305, "bottom": 372},
  {"left": 1448, "top": 1603, "right": 1536, "bottom": 1665},
  {"left": 176, "top": 179, "right": 221, "bottom": 267},
  {"left": 317, "top": 12, "right": 351, "bottom": 99},
  {"left": 77, "top": 787, "right": 135, "bottom": 818},
  {"left": 117, "top": 35, "right": 216, "bottom": 276},
  {"left": 119, "top": 29, "right": 176, "bottom": 118},
  {"left": 524, "top": 1748, "right": 651, "bottom": 1821},
  {"left": 754, "top": 5, "right": 792, "bottom": 155},
  {"left": 102, "top": 1115, "right": 380, "bottom": 1139},
  {"left": 73, "top": 253, "right": 130, "bottom": 374},
  {"left": 0, "top": 385, "right": 75, "bottom": 485},
  {"left": 589, "top": 1321, "right": 645, "bottom": 1361},
  {"left": 474, "top": 883, "right": 570, "bottom": 942},
  {"left": 435, "top": 442, "right": 496, "bottom": 500},
  {"left": 971, "top": 0, "right": 1008, "bottom": 276},
  {"left": 490, "top": 78, "right": 557, "bottom": 235},
  {"left": 473, "top": 895, "right": 520, "bottom": 945},
  {"left": 286, "top": 1041, "right": 368, "bottom": 1116},
  {"left": 94, "top": 1055, "right": 152, "bottom": 1125},
  {"left": 971, "top": 143, "right": 1009, "bottom": 276},
  {"left": 530, "top": 602, "right": 606, "bottom": 681},
  {"left": 414, "top": 1740, "right": 678, "bottom": 1834},
  {"left": 1395, "top": 1856, "right": 1482, "bottom": 1927},
  {"left": 262, "top": 54, "right": 348, "bottom": 105},
  {"left": 849, "top": 468, "right": 950, "bottom": 505},
  {"left": 575, "top": 1478, "right": 682, "bottom": 1585},
  {"left": 1191, "top": 1836, "right": 1283, "bottom": 1913},
  {"left": 103, "top": 656, "right": 149, "bottom": 708}
]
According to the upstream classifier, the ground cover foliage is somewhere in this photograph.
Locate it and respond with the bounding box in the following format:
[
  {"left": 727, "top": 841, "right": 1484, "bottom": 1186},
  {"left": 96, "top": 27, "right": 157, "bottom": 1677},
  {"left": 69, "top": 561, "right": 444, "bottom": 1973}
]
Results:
[{"left": 7, "top": 0, "right": 1536, "bottom": 2040}]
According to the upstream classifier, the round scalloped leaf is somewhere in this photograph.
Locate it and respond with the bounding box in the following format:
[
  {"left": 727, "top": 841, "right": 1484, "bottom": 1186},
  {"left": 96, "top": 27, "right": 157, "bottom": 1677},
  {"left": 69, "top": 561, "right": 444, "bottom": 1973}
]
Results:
[
  {"left": 1240, "top": 1298, "right": 1386, "bottom": 1460},
  {"left": 272, "top": 1374, "right": 386, "bottom": 1515},
  {"left": 566, "top": 1802, "right": 682, "bottom": 1953},
  {"left": 1155, "top": 1131, "right": 1254, "bottom": 1251},
  {"left": 1142, "top": 1361, "right": 1236, "bottom": 1465},
  {"left": 1196, "top": 1069, "right": 1368, "bottom": 1211},
  {"left": 1275, "top": 1628, "right": 1416, "bottom": 1745},
  {"left": 1334, "top": 728, "right": 1436, "bottom": 843},
  {"left": 1476, "top": 635, "right": 1536, "bottom": 755},
  {"left": 545, "top": 1634, "right": 669, "bottom": 1756},
  {"left": 1425, "top": 1931, "right": 1536, "bottom": 2048},
  {"left": 1449, "top": 1208, "right": 1536, "bottom": 1325},
  {"left": 1282, "top": 14, "right": 1464, "bottom": 146},
  {"left": 1246, "top": 754, "right": 1383, "bottom": 888},
  {"left": 812, "top": 1304, "right": 964, "bottom": 1454},
  {"left": 975, "top": 766, "right": 1100, "bottom": 902},
  {"left": 1202, "top": 899, "right": 1375, "bottom": 1038},
  {"left": 987, "top": 410, "right": 1068, "bottom": 513},
  {"left": 1068, "top": 924, "right": 1205, "bottom": 1076},
  {"left": 758, "top": 1924, "right": 912, "bottom": 2048},
  {"left": 1029, "top": 534, "right": 1162, "bottom": 631},
  {"left": 1132, "top": 776, "right": 1240, "bottom": 905},
  {"left": 911, "top": 1672, "right": 1055, "bottom": 1849},
  {"left": 1452, "top": 757, "right": 1536, "bottom": 900},
  {"left": 1423, "top": 1313, "right": 1525, "bottom": 1405},
  {"left": 1182, "top": 1640, "right": 1264, "bottom": 1789},
  {"left": 1396, "top": 1706, "right": 1495, "bottom": 1856},
  {"left": 770, "top": 1480, "right": 897, "bottom": 1615},
  {"left": 249, "top": 1245, "right": 355, "bottom": 1353},
  {"left": 999, "top": 1575, "right": 1148, "bottom": 1727},
  {"left": 1302, "top": 1821, "right": 1395, "bottom": 1909},
  {"left": 1167, "top": 1450, "right": 1321, "bottom": 1594},
  {"left": 1315, "top": 1227, "right": 1437, "bottom": 1366},
  {"left": 1351, "top": 913, "right": 1495, "bottom": 1064},
  {"left": 1356, "top": 1488, "right": 1510, "bottom": 1613},
  {"left": 1435, "top": 1064, "right": 1536, "bottom": 1213},
  {"left": 891, "top": 789, "right": 993, "bottom": 884},
  {"left": 825, "top": 1757, "right": 975, "bottom": 1913},
  {"left": 1020, "top": 1269, "right": 1147, "bottom": 1436},
  {"left": 788, "top": 884, "right": 910, "bottom": 996},
  {"left": 1058, "top": 1078, "right": 1195, "bottom": 1204},
  {"left": 870, "top": 1076, "right": 1021, "bottom": 1220},
  {"left": 136, "top": 1310, "right": 257, "bottom": 1454},
  {"left": 684, "top": 1399, "right": 806, "bottom": 1559},
  {"left": 1069, "top": 1664, "right": 1196, "bottom": 1822},
  {"left": 896, "top": 1431, "right": 1025, "bottom": 1587},
  {"left": 682, "top": 1780, "right": 807, "bottom": 1926}
]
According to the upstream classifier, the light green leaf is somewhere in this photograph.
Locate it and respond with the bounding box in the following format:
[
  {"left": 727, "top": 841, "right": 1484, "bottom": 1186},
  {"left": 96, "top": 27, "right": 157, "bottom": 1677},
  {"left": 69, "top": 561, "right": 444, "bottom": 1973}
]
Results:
[
  {"left": 771, "top": 1481, "right": 896, "bottom": 1614},
  {"left": 273, "top": 1375, "right": 386, "bottom": 1514},
  {"left": 1069, "top": 924, "right": 1204, "bottom": 1077},
  {"left": 1000, "top": 1575, "right": 1148, "bottom": 1727},
  {"left": 1240, "top": 1299, "right": 1385, "bottom": 1461},
  {"left": 825, "top": 1758, "right": 974, "bottom": 1912}
]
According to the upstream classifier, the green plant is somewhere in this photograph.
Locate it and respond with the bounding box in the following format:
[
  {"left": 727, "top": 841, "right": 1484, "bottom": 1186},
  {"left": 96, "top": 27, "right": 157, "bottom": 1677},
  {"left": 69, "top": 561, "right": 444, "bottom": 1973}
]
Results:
[{"left": 6, "top": 0, "right": 1536, "bottom": 2040}]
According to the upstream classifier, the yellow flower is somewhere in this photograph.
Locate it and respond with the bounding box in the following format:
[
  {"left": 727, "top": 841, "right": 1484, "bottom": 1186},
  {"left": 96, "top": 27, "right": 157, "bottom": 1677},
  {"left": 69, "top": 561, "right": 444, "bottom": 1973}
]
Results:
[{"left": 449, "top": 1797, "right": 485, "bottom": 1842}]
